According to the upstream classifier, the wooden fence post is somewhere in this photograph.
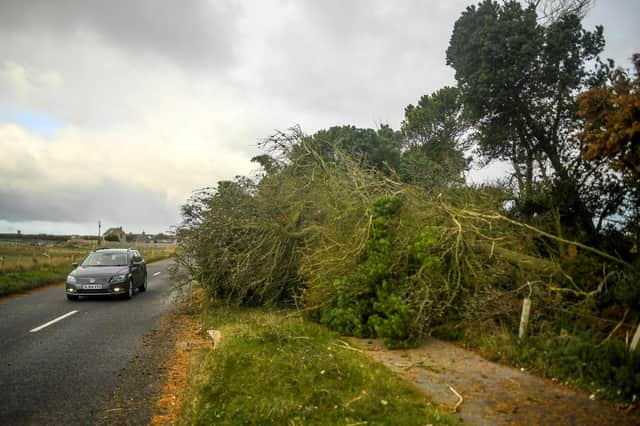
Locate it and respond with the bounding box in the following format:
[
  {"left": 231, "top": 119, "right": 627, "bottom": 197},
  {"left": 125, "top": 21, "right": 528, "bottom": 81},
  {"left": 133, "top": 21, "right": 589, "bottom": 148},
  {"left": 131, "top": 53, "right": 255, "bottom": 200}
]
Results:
[
  {"left": 630, "top": 321, "right": 640, "bottom": 352},
  {"left": 519, "top": 297, "right": 532, "bottom": 339}
]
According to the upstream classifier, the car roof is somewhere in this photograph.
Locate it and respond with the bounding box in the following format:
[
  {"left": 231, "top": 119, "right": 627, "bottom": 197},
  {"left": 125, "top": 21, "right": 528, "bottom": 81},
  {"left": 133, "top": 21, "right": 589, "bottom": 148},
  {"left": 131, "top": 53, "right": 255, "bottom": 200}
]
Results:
[{"left": 93, "top": 248, "right": 130, "bottom": 253}]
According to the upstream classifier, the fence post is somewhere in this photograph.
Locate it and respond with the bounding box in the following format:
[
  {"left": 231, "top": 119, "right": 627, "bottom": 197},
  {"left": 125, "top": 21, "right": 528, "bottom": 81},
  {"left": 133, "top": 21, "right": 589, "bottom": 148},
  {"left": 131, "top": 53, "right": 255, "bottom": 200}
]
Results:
[
  {"left": 519, "top": 297, "right": 532, "bottom": 339},
  {"left": 630, "top": 321, "right": 640, "bottom": 352}
]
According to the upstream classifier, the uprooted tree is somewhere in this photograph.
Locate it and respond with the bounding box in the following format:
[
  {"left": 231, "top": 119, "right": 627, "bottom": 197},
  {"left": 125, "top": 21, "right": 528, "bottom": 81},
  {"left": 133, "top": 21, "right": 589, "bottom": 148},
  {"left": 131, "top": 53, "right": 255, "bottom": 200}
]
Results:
[
  {"left": 175, "top": 0, "right": 639, "bottom": 400},
  {"left": 177, "top": 126, "right": 635, "bottom": 345}
]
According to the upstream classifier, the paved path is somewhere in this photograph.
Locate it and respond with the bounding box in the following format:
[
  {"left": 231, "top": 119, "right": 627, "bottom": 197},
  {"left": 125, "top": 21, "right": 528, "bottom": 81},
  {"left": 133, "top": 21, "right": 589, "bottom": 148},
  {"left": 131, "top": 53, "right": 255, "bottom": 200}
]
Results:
[
  {"left": 350, "top": 337, "right": 639, "bottom": 425},
  {"left": 0, "top": 259, "right": 175, "bottom": 425}
]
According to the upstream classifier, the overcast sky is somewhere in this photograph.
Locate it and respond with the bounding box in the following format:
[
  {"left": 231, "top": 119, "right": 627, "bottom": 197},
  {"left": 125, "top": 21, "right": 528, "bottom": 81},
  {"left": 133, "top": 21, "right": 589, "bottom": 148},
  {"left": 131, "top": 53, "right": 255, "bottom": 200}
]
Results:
[{"left": 0, "top": 0, "right": 638, "bottom": 235}]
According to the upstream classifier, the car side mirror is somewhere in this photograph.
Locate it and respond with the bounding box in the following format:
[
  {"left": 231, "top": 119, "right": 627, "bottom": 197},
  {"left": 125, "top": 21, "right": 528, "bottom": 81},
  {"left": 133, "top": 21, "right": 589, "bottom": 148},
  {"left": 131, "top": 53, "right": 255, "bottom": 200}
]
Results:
[{"left": 72, "top": 262, "right": 79, "bottom": 268}]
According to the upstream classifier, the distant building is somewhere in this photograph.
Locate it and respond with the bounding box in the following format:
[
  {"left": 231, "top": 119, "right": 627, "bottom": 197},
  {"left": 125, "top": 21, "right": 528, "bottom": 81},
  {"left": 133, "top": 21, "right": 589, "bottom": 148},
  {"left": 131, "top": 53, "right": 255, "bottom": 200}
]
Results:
[
  {"left": 153, "top": 233, "right": 176, "bottom": 244},
  {"left": 103, "top": 226, "right": 126, "bottom": 242}
]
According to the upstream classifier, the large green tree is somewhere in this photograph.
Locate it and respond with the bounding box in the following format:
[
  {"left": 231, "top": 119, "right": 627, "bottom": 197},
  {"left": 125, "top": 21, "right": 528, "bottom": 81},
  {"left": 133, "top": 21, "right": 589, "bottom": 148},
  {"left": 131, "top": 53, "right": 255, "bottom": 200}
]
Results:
[
  {"left": 446, "top": 0, "right": 606, "bottom": 235},
  {"left": 400, "top": 86, "right": 470, "bottom": 188},
  {"left": 307, "top": 125, "right": 402, "bottom": 173}
]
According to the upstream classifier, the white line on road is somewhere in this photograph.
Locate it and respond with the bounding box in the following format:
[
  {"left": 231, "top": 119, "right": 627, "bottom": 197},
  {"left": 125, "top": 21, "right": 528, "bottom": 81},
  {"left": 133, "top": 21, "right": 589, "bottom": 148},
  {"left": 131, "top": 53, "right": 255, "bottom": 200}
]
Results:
[
  {"left": 29, "top": 310, "right": 78, "bottom": 333},
  {"left": 153, "top": 272, "right": 162, "bottom": 277}
]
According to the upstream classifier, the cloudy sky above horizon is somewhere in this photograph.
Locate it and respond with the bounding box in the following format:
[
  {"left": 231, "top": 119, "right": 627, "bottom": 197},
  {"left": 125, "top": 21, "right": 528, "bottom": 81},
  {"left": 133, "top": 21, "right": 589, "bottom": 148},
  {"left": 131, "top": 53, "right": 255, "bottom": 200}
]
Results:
[{"left": 1, "top": 0, "right": 638, "bottom": 235}]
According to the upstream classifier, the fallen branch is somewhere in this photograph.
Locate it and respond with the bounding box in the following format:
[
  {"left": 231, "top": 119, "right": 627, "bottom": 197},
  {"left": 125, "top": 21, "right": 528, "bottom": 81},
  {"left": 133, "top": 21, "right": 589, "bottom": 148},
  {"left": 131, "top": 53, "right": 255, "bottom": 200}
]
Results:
[
  {"left": 447, "top": 384, "right": 463, "bottom": 413},
  {"left": 334, "top": 340, "right": 364, "bottom": 353},
  {"left": 449, "top": 205, "right": 630, "bottom": 267}
]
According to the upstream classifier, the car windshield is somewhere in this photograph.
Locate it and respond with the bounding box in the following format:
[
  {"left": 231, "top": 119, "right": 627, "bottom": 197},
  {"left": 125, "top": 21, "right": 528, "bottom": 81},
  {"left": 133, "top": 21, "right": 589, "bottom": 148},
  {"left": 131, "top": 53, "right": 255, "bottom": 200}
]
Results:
[{"left": 81, "top": 252, "right": 128, "bottom": 266}]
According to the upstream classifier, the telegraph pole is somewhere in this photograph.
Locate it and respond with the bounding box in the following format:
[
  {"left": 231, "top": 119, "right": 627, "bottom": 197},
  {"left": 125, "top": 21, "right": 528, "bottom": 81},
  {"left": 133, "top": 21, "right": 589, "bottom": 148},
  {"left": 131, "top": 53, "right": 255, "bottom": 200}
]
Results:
[{"left": 98, "top": 220, "right": 101, "bottom": 246}]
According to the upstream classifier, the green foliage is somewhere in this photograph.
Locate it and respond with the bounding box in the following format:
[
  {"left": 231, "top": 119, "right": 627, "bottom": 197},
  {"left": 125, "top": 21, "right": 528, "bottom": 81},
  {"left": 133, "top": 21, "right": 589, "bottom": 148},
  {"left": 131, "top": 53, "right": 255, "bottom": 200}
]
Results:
[
  {"left": 317, "top": 196, "right": 452, "bottom": 348},
  {"left": 401, "top": 86, "right": 470, "bottom": 188},
  {"left": 319, "top": 278, "right": 372, "bottom": 337},
  {"left": 104, "top": 234, "right": 119, "bottom": 242},
  {"left": 309, "top": 125, "right": 402, "bottom": 173},
  {"left": 318, "top": 196, "right": 409, "bottom": 345},
  {"left": 369, "top": 288, "right": 417, "bottom": 349}
]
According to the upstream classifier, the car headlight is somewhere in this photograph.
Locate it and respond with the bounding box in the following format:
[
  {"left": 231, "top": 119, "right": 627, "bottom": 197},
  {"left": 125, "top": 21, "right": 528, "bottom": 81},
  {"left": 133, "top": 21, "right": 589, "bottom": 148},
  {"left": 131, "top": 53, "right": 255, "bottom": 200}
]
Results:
[
  {"left": 66, "top": 275, "right": 76, "bottom": 285},
  {"left": 110, "top": 274, "right": 127, "bottom": 283}
]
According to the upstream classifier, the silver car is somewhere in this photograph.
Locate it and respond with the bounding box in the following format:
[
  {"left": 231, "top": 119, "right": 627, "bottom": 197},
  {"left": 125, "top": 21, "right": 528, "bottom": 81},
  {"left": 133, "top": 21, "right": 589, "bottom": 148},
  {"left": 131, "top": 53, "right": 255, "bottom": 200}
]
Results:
[{"left": 65, "top": 248, "right": 147, "bottom": 300}]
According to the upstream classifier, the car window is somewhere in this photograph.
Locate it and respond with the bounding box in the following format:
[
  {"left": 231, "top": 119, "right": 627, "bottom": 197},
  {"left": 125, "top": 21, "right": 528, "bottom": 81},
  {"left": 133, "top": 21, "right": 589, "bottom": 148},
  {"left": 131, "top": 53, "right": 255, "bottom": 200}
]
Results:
[{"left": 81, "top": 252, "right": 128, "bottom": 266}]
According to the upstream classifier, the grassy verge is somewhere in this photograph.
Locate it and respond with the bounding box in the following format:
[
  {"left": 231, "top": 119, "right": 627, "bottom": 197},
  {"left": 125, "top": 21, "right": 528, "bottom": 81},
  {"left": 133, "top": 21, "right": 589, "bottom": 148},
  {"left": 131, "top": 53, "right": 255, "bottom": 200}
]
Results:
[
  {"left": 0, "top": 265, "right": 69, "bottom": 297},
  {"left": 179, "top": 302, "right": 458, "bottom": 425}
]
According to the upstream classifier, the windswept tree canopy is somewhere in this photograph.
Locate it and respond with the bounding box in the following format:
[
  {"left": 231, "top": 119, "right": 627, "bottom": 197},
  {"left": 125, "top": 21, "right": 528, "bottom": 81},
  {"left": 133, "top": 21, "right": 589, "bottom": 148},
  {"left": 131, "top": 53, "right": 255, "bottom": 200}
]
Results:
[
  {"left": 400, "top": 86, "right": 470, "bottom": 187},
  {"left": 402, "top": 86, "right": 469, "bottom": 151},
  {"left": 446, "top": 0, "right": 603, "bottom": 173},
  {"left": 446, "top": 0, "right": 607, "bottom": 233},
  {"left": 308, "top": 125, "right": 402, "bottom": 173}
]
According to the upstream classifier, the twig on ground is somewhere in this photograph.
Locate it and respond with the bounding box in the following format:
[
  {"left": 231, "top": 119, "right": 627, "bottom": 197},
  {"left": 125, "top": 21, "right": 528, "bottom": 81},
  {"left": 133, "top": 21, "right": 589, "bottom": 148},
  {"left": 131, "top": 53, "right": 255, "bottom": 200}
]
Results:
[
  {"left": 447, "top": 384, "right": 463, "bottom": 413},
  {"left": 334, "top": 339, "right": 364, "bottom": 353},
  {"left": 344, "top": 392, "right": 365, "bottom": 407}
]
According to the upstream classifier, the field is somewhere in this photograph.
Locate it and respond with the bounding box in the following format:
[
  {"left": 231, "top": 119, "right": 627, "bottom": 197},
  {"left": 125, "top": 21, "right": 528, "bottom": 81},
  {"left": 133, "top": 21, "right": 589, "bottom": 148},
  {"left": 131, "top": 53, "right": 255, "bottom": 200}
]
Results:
[{"left": 0, "top": 239, "right": 175, "bottom": 297}]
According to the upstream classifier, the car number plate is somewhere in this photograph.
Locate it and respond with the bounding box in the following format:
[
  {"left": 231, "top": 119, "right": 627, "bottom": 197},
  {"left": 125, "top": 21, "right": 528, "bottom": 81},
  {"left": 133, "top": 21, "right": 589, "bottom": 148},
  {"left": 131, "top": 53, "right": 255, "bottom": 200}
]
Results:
[{"left": 83, "top": 284, "right": 103, "bottom": 289}]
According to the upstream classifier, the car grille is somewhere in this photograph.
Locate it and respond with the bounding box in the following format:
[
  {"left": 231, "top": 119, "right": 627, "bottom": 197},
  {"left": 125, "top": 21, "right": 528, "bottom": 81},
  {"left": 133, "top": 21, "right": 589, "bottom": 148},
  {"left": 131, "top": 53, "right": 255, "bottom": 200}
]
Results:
[
  {"left": 77, "top": 288, "right": 110, "bottom": 294},
  {"left": 76, "top": 277, "right": 110, "bottom": 285}
]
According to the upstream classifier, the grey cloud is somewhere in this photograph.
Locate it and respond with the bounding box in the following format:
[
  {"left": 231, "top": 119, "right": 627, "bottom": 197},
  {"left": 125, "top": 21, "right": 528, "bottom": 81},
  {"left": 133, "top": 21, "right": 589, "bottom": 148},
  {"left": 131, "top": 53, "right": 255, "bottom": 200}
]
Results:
[
  {"left": 249, "top": 0, "right": 638, "bottom": 130},
  {"left": 0, "top": 179, "right": 180, "bottom": 230},
  {"left": 252, "top": 1, "right": 464, "bottom": 125},
  {"left": 1, "top": 0, "right": 638, "bottom": 236},
  {"left": 583, "top": 0, "right": 640, "bottom": 67},
  {"left": 0, "top": 0, "right": 240, "bottom": 68}
]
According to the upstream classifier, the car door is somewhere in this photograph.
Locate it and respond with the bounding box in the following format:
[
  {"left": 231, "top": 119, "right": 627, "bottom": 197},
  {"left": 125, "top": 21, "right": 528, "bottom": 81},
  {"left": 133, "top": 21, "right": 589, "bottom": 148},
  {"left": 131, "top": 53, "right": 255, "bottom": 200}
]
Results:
[
  {"left": 129, "top": 251, "right": 140, "bottom": 286},
  {"left": 133, "top": 250, "right": 144, "bottom": 284},
  {"left": 135, "top": 250, "right": 146, "bottom": 280}
]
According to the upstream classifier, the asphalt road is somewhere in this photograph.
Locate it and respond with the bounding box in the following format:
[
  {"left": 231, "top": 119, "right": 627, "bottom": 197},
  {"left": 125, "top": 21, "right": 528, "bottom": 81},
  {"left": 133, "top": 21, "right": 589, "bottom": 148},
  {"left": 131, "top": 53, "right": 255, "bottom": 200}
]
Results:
[{"left": 0, "top": 259, "right": 176, "bottom": 425}]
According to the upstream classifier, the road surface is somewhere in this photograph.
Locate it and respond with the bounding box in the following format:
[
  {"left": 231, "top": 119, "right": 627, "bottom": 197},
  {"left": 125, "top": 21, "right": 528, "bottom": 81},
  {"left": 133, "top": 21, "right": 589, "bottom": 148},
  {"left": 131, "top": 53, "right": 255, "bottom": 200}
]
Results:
[{"left": 0, "top": 259, "right": 175, "bottom": 425}]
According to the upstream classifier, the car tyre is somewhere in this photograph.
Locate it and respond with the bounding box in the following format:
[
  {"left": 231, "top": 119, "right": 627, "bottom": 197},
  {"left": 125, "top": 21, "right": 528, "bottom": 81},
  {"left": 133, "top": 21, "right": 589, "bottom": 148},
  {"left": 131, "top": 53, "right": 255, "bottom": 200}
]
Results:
[
  {"left": 138, "top": 273, "right": 147, "bottom": 292},
  {"left": 67, "top": 294, "right": 79, "bottom": 301},
  {"left": 123, "top": 280, "right": 134, "bottom": 300}
]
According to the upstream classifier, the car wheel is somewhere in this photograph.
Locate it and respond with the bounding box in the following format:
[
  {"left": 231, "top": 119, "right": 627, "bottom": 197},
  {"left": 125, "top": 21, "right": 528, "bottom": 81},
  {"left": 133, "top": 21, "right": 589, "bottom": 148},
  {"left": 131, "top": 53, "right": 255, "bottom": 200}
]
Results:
[
  {"left": 138, "top": 273, "right": 147, "bottom": 292},
  {"left": 67, "top": 294, "right": 79, "bottom": 301},
  {"left": 123, "top": 280, "right": 134, "bottom": 300}
]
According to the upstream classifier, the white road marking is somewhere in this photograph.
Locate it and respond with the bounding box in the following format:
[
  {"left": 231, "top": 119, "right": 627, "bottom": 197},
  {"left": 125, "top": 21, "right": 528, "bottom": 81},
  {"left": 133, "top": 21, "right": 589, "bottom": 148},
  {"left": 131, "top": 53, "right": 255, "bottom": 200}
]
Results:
[
  {"left": 29, "top": 310, "right": 78, "bottom": 333},
  {"left": 153, "top": 272, "right": 161, "bottom": 277}
]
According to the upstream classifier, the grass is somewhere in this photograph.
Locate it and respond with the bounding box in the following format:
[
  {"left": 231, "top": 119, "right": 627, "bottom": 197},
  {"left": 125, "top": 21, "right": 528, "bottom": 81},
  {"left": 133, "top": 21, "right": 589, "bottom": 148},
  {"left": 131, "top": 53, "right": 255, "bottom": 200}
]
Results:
[
  {"left": 0, "top": 241, "right": 88, "bottom": 274},
  {"left": 0, "top": 240, "right": 175, "bottom": 297},
  {"left": 179, "top": 302, "right": 459, "bottom": 425},
  {"left": 0, "top": 265, "right": 70, "bottom": 297}
]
